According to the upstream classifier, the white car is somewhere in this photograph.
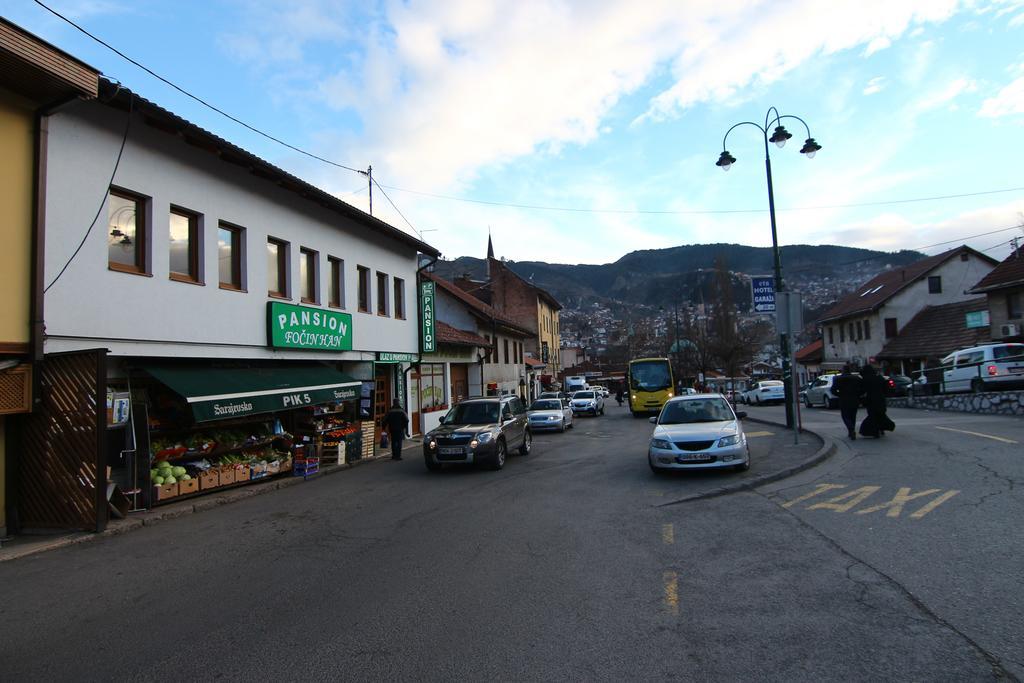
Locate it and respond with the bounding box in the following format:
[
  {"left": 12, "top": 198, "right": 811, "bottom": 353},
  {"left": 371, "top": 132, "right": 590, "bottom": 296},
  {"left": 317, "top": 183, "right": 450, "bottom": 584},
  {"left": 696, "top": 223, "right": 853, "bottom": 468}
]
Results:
[
  {"left": 803, "top": 374, "right": 839, "bottom": 409},
  {"left": 527, "top": 398, "right": 574, "bottom": 432},
  {"left": 648, "top": 394, "right": 750, "bottom": 473},
  {"left": 570, "top": 390, "right": 605, "bottom": 416},
  {"left": 940, "top": 343, "right": 1024, "bottom": 393},
  {"left": 741, "top": 380, "right": 785, "bottom": 405}
]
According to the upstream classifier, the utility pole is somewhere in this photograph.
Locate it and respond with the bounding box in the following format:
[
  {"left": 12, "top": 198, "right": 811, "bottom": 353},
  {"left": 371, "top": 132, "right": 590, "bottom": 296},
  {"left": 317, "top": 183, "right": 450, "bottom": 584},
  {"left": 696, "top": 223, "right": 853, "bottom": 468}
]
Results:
[{"left": 366, "top": 165, "right": 373, "bottom": 216}]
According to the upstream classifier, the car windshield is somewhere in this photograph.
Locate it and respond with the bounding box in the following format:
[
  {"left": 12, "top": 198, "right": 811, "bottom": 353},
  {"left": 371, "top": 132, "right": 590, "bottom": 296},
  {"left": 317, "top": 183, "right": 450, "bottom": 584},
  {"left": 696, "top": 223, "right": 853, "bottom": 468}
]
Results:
[
  {"left": 574, "top": 391, "right": 595, "bottom": 399},
  {"left": 530, "top": 400, "right": 562, "bottom": 411},
  {"left": 659, "top": 398, "right": 734, "bottom": 424},
  {"left": 630, "top": 361, "right": 672, "bottom": 391},
  {"left": 446, "top": 402, "right": 500, "bottom": 425},
  {"left": 993, "top": 344, "right": 1024, "bottom": 361}
]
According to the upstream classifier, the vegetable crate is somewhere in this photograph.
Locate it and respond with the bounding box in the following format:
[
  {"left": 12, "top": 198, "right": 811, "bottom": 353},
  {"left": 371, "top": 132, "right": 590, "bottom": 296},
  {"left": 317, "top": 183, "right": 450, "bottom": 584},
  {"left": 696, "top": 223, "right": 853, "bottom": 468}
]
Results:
[{"left": 292, "top": 456, "right": 319, "bottom": 478}]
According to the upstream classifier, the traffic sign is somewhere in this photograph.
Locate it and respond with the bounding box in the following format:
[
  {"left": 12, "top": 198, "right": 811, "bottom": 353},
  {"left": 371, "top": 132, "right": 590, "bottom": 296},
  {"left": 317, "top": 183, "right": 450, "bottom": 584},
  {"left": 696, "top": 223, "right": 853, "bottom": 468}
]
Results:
[{"left": 751, "top": 277, "right": 776, "bottom": 313}]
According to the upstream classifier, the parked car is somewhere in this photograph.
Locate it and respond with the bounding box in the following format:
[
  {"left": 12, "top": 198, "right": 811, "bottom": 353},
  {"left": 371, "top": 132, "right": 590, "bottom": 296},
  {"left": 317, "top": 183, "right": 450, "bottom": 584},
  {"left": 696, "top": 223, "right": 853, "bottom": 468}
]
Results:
[
  {"left": 528, "top": 398, "right": 574, "bottom": 432},
  {"left": 570, "top": 390, "right": 605, "bottom": 416},
  {"left": 423, "top": 396, "right": 532, "bottom": 471},
  {"left": 940, "top": 343, "right": 1024, "bottom": 393},
  {"left": 539, "top": 391, "right": 568, "bottom": 401},
  {"left": 804, "top": 374, "right": 839, "bottom": 409},
  {"left": 741, "top": 380, "right": 785, "bottom": 405},
  {"left": 648, "top": 394, "right": 750, "bottom": 473},
  {"left": 886, "top": 374, "right": 913, "bottom": 397}
]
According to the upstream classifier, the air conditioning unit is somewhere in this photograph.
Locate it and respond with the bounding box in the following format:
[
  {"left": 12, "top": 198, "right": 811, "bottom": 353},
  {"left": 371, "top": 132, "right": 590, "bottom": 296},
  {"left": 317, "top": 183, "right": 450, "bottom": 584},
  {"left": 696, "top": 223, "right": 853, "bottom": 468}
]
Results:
[{"left": 1000, "top": 323, "right": 1018, "bottom": 337}]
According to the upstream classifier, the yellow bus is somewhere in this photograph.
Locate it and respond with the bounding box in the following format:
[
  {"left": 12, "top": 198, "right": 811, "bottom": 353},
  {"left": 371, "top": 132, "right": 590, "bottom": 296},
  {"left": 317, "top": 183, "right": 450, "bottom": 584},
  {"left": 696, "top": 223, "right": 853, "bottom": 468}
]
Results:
[{"left": 628, "top": 358, "right": 675, "bottom": 417}]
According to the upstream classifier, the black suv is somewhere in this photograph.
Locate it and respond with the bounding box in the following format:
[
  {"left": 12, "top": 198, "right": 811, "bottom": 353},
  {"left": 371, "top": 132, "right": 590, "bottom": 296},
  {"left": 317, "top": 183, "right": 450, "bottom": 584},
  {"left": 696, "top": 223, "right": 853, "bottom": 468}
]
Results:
[{"left": 423, "top": 396, "right": 532, "bottom": 471}]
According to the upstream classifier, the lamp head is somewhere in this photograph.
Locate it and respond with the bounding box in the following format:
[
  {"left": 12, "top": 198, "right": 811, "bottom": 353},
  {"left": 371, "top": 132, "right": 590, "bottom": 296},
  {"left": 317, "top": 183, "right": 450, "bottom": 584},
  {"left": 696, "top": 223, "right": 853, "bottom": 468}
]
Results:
[
  {"left": 716, "top": 150, "right": 736, "bottom": 171},
  {"left": 799, "top": 137, "right": 822, "bottom": 158},
  {"left": 769, "top": 125, "right": 792, "bottom": 148}
]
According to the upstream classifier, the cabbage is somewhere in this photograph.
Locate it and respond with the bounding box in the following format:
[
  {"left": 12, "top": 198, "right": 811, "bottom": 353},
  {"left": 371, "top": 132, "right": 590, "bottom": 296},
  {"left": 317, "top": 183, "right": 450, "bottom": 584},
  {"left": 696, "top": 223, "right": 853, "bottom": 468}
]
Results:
[
  {"left": 150, "top": 469, "right": 160, "bottom": 479},
  {"left": 157, "top": 462, "right": 172, "bottom": 472},
  {"left": 171, "top": 466, "right": 187, "bottom": 478},
  {"left": 180, "top": 474, "right": 192, "bottom": 481},
  {"left": 163, "top": 476, "right": 177, "bottom": 485},
  {"left": 153, "top": 475, "right": 165, "bottom": 485}
]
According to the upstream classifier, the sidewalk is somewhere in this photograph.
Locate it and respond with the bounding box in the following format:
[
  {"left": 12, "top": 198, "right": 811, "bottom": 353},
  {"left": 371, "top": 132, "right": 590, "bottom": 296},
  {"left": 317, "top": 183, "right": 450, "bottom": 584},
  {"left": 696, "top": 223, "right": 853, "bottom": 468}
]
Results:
[{"left": 0, "top": 436, "right": 425, "bottom": 563}]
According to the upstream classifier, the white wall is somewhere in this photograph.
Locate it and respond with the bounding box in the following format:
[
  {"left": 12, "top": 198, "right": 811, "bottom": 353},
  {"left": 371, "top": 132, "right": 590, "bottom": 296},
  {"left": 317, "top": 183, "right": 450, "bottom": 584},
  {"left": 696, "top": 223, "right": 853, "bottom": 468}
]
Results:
[{"left": 43, "top": 102, "right": 422, "bottom": 360}]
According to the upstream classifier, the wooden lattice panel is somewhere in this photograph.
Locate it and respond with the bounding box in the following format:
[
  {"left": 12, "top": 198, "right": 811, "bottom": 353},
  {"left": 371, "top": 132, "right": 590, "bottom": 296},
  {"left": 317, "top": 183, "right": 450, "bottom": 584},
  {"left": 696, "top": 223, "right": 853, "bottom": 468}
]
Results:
[{"left": 0, "top": 363, "right": 32, "bottom": 415}]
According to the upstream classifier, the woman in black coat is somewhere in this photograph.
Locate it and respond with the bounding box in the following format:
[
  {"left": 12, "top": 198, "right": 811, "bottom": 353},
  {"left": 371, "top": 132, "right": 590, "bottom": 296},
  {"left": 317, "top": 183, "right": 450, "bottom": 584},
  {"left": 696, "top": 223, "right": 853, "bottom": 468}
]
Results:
[{"left": 859, "top": 365, "right": 894, "bottom": 438}]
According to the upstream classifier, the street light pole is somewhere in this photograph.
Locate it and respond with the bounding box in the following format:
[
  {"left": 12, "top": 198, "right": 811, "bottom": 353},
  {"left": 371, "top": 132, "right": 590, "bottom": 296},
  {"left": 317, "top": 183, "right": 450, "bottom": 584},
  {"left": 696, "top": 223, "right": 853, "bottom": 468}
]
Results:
[{"left": 716, "top": 108, "right": 821, "bottom": 430}]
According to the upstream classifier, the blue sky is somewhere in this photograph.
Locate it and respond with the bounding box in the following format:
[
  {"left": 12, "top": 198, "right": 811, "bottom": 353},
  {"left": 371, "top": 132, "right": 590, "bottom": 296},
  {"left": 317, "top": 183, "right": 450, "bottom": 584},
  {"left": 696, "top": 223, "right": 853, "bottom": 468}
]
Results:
[{"left": 7, "top": 0, "right": 1024, "bottom": 265}]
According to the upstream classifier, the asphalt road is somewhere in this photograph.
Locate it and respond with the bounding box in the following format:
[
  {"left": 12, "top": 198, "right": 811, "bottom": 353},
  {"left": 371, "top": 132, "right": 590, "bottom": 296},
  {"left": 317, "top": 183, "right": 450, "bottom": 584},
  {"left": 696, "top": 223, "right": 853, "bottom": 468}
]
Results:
[{"left": 0, "top": 402, "right": 1016, "bottom": 681}]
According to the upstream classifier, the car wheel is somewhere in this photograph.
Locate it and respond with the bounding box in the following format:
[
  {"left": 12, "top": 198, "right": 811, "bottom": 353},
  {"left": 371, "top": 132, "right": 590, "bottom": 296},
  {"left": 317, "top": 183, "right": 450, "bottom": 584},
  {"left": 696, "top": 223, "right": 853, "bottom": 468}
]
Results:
[
  {"left": 424, "top": 455, "right": 442, "bottom": 472},
  {"left": 803, "top": 395, "right": 812, "bottom": 408},
  {"left": 488, "top": 440, "right": 507, "bottom": 470},
  {"left": 827, "top": 397, "right": 838, "bottom": 410},
  {"left": 735, "top": 453, "right": 751, "bottom": 472},
  {"left": 518, "top": 430, "right": 532, "bottom": 455},
  {"left": 971, "top": 378, "right": 985, "bottom": 394},
  {"left": 821, "top": 395, "right": 829, "bottom": 409},
  {"left": 559, "top": 419, "right": 566, "bottom": 433},
  {"left": 649, "top": 460, "right": 663, "bottom": 475}
]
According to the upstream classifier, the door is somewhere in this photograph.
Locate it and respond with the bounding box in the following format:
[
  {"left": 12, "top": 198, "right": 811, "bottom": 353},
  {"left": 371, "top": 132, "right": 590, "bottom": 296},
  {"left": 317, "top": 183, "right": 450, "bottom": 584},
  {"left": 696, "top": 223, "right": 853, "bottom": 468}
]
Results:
[
  {"left": 450, "top": 364, "right": 469, "bottom": 405},
  {"left": 374, "top": 368, "right": 392, "bottom": 434}
]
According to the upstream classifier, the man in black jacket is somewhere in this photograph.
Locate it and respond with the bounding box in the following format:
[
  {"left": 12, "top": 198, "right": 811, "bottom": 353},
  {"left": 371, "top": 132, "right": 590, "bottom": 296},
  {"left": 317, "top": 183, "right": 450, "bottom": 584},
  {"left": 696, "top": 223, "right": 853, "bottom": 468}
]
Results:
[
  {"left": 383, "top": 399, "right": 410, "bottom": 460},
  {"left": 832, "top": 364, "right": 864, "bottom": 440}
]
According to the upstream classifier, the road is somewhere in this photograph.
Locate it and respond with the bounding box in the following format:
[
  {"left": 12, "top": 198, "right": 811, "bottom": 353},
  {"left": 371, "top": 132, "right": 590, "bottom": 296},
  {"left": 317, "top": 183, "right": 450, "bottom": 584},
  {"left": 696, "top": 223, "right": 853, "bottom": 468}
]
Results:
[{"left": 0, "top": 401, "right": 1018, "bottom": 681}]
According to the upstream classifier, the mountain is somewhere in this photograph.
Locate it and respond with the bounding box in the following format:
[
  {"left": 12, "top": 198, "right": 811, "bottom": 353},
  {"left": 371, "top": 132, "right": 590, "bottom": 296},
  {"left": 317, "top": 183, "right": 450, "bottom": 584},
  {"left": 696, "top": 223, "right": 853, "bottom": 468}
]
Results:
[{"left": 433, "top": 243, "right": 926, "bottom": 312}]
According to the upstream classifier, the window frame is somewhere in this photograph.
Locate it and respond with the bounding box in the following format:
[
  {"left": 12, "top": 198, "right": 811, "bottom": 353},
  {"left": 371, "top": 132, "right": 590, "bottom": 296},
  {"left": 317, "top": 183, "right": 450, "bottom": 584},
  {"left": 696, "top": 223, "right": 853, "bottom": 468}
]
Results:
[
  {"left": 169, "top": 206, "right": 202, "bottom": 284},
  {"left": 394, "top": 277, "right": 405, "bottom": 319},
  {"left": 884, "top": 317, "right": 898, "bottom": 338},
  {"left": 107, "top": 187, "right": 150, "bottom": 276},
  {"left": 1007, "top": 292, "right": 1022, "bottom": 320},
  {"left": 328, "top": 256, "right": 345, "bottom": 309},
  {"left": 863, "top": 319, "right": 871, "bottom": 340},
  {"left": 928, "top": 275, "right": 942, "bottom": 294},
  {"left": 299, "top": 247, "right": 319, "bottom": 304},
  {"left": 267, "top": 237, "right": 290, "bottom": 299},
  {"left": 376, "top": 271, "right": 389, "bottom": 316},
  {"left": 828, "top": 327, "right": 834, "bottom": 345},
  {"left": 357, "top": 265, "right": 371, "bottom": 313},
  {"left": 504, "top": 338, "right": 510, "bottom": 364},
  {"left": 217, "top": 222, "right": 246, "bottom": 292}
]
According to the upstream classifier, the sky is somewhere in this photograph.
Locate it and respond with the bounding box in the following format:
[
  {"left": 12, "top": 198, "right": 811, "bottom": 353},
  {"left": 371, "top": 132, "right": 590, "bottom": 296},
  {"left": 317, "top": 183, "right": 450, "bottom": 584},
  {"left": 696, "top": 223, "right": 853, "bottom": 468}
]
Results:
[{"left": 7, "top": 0, "right": 1024, "bottom": 265}]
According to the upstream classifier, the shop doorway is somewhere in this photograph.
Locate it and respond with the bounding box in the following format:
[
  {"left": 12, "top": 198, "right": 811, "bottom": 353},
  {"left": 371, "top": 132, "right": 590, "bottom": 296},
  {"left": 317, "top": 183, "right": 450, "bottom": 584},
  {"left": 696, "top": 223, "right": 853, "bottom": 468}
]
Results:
[
  {"left": 374, "top": 368, "right": 392, "bottom": 435},
  {"left": 450, "top": 364, "right": 468, "bottom": 404}
]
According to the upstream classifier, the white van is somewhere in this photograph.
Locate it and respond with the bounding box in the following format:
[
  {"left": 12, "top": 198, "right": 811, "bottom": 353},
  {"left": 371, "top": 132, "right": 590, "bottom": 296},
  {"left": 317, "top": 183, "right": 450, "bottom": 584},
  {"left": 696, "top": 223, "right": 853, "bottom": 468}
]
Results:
[{"left": 940, "top": 343, "right": 1024, "bottom": 393}]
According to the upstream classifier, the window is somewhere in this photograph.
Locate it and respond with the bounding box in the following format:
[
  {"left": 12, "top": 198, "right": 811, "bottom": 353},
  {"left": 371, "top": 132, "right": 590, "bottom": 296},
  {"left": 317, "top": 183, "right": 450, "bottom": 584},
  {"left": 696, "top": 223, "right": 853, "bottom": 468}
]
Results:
[
  {"left": 217, "top": 223, "right": 244, "bottom": 290},
  {"left": 357, "top": 265, "right": 370, "bottom": 312},
  {"left": 863, "top": 319, "right": 871, "bottom": 340},
  {"left": 328, "top": 257, "right": 345, "bottom": 308},
  {"left": 504, "top": 338, "right": 510, "bottom": 364},
  {"left": 376, "top": 272, "right": 389, "bottom": 316},
  {"left": 1007, "top": 292, "right": 1022, "bottom": 320},
  {"left": 828, "top": 327, "right": 834, "bottom": 345},
  {"left": 169, "top": 207, "right": 200, "bottom": 283},
  {"left": 300, "top": 248, "right": 318, "bottom": 304},
  {"left": 884, "top": 317, "right": 898, "bottom": 338},
  {"left": 394, "top": 277, "right": 405, "bottom": 319},
  {"left": 928, "top": 276, "right": 942, "bottom": 294},
  {"left": 848, "top": 323, "right": 855, "bottom": 342},
  {"left": 840, "top": 325, "right": 845, "bottom": 343},
  {"left": 267, "top": 237, "right": 289, "bottom": 298},
  {"left": 107, "top": 189, "right": 148, "bottom": 274},
  {"left": 418, "top": 363, "right": 447, "bottom": 412},
  {"left": 856, "top": 321, "right": 862, "bottom": 340},
  {"left": 484, "top": 335, "right": 492, "bottom": 362}
]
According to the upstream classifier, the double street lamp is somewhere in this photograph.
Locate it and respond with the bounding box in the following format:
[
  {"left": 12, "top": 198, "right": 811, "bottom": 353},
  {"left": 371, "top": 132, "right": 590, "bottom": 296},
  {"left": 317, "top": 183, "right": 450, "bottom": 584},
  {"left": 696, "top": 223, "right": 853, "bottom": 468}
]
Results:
[{"left": 716, "top": 107, "right": 822, "bottom": 429}]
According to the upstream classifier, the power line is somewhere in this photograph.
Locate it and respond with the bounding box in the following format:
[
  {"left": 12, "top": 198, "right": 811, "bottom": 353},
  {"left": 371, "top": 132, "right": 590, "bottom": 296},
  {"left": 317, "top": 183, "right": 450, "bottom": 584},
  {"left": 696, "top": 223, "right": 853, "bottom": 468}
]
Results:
[
  {"left": 34, "top": 0, "right": 366, "bottom": 176},
  {"left": 379, "top": 183, "right": 1024, "bottom": 216},
  {"left": 370, "top": 178, "right": 422, "bottom": 238}
]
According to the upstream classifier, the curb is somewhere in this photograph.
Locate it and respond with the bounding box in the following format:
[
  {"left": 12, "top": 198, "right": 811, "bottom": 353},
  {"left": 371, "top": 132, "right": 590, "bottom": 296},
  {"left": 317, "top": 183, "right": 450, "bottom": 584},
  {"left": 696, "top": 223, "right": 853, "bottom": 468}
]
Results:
[
  {"left": 0, "top": 451, "right": 404, "bottom": 563},
  {"left": 656, "top": 418, "right": 837, "bottom": 508}
]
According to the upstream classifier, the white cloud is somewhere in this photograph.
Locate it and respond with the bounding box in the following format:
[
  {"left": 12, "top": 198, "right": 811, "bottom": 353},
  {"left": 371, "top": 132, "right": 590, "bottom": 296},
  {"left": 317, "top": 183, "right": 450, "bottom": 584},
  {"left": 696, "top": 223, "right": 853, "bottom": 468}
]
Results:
[
  {"left": 863, "top": 36, "right": 892, "bottom": 56},
  {"left": 863, "top": 76, "right": 887, "bottom": 95},
  {"left": 979, "top": 72, "right": 1024, "bottom": 117},
  {"left": 911, "top": 76, "right": 977, "bottom": 112}
]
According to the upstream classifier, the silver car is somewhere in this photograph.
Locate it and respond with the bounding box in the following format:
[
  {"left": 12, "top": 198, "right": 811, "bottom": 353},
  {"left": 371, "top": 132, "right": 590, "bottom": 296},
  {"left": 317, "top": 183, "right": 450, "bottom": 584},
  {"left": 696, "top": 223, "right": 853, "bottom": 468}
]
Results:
[
  {"left": 648, "top": 394, "right": 750, "bottom": 473},
  {"left": 528, "top": 398, "right": 574, "bottom": 432},
  {"left": 570, "top": 390, "right": 605, "bottom": 416}
]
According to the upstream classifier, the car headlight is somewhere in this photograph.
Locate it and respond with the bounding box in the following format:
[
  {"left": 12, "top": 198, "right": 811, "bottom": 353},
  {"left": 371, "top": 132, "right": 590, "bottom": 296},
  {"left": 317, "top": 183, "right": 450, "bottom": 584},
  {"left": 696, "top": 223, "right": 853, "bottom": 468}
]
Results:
[
  {"left": 427, "top": 438, "right": 437, "bottom": 449},
  {"left": 650, "top": 438, "right": 672, "bottom": 450},
  {"left": 547, "top": 415, "right": 558, "bottom": 421},
  {"left": 477, "top": 431, "right": 495, "bottom": 444},
  {"left": 718, "top": 434, "right": 740, "bottom": 447}
]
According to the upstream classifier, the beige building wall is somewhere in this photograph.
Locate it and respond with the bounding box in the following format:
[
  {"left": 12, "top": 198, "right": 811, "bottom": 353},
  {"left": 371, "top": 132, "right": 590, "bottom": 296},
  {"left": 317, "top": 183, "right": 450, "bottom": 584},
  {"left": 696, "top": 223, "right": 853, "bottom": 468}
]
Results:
[{"left": 536, "top": 300, "right": 560, "bottom": 376}]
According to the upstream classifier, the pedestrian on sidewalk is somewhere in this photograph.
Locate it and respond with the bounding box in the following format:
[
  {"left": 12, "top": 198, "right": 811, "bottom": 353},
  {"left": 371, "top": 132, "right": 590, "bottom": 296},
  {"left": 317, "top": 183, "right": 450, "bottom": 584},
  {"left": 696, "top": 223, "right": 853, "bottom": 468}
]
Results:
[
  {"left": 383, "top": 399, "right": 410, "bottom": 460},
  {"left": 858, "top": 365, "right": 894, "bottom": 438},
  {"left": 832, "top": 364, "right": 864, "bottom": 440}
]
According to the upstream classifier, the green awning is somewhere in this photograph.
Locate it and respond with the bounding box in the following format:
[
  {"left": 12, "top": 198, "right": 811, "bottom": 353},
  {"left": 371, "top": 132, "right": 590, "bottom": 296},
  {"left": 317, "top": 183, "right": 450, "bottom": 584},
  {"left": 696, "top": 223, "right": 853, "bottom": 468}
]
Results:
[{"left": 144, "top": 365, "right": 362, "bottom": 423}]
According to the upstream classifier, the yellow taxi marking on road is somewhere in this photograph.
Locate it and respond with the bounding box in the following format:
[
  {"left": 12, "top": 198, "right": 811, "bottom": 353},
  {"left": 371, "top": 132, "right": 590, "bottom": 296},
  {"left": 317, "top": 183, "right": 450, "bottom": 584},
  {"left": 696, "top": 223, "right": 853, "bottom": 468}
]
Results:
[
  {"left": 662, "top": 523, "right": 674, "bottom": 545},
  {"left": 663, "top": 571, "right": 679, "bottom": 616},
  {"left": 782, "top": 484, "right": 959, "bottom": 519},
  {"left": 745, "top": 431, "right": 774, "bottom": 438},
  {"left": 935, "top": 426, "right": 1018, "bottom": 444}
]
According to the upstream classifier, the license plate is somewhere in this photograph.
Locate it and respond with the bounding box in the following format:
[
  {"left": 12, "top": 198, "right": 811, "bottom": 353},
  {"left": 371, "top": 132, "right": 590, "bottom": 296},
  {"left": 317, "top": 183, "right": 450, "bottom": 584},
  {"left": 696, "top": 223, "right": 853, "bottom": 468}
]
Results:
[
  {"left": 1009, "top": 366, "right": 1024, "bottom": 374},
  {"left": 679, "top": 453, "right": 711, "bottom": 462},
  {"left": 439, "top": 447, "right": 463, "bottom": 455}
]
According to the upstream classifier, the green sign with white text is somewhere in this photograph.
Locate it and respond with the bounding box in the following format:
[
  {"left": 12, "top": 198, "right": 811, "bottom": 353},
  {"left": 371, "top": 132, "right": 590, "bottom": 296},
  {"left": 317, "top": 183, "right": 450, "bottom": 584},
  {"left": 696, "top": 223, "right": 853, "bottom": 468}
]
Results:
[
  {"left": 267, "top": 301, "right": 353, "bottom": 351},
  {"left": 420, "top": 280, "right": 436, "bottom": 353}
]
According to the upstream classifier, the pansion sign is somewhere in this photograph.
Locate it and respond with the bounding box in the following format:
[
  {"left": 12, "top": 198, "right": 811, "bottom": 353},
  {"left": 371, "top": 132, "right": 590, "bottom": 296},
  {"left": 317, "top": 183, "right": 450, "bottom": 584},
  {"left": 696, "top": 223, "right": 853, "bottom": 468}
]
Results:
[{"left": 267, "top": 301, "right": 353, "bottom": 351}]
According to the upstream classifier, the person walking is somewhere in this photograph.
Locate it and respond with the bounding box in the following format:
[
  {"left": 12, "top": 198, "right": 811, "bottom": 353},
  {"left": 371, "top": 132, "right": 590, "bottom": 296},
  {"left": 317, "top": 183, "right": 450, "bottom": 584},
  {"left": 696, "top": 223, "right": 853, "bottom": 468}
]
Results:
[
  {"left": 383, "top": 399, "right": 410, "bottom": 460},
  {"left": 859, "top": 365, "right": 894, "bottom": 438},
  {"left": 832, "top": 364, "right": 864, "bottom": 440}
]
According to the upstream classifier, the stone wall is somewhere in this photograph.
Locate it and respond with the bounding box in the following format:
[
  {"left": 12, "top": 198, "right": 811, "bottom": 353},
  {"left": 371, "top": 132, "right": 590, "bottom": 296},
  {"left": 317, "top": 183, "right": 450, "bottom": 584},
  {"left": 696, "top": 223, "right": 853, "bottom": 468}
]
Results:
[{"left": 889, "top": 390, "right": 1024, "bottom": 416}]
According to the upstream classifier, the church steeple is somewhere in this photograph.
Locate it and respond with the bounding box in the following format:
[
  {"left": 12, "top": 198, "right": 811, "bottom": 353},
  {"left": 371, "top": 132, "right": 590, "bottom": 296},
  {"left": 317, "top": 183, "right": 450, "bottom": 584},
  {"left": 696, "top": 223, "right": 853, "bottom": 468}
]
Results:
[{"left": 487, "top": 229, "right": 494, "bottom": 260}]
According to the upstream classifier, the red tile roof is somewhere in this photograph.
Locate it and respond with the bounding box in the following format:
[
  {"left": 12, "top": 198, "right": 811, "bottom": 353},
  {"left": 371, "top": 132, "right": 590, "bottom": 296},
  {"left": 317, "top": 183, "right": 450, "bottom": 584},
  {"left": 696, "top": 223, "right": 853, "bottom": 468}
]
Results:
[
  {"left": 817, "top": 246, "right": 997, "bottom": 324},
  {"left": 875, "top": 298, "right": 990, "bottom": 361},
  {"left": 424, "top": 272, "right": 533, "bottom": 337},
  {"left": 524, "top": 357, "right": 546, "bottom": 368},
  {"left": 970, "top": 246, "right": 1024, "bottom": 293},
  {"left": 436, "top": 321, "right": 490, "bottom": 348},
  {"left": 794, "top": 339, "right": 823, "bottom": 363}
]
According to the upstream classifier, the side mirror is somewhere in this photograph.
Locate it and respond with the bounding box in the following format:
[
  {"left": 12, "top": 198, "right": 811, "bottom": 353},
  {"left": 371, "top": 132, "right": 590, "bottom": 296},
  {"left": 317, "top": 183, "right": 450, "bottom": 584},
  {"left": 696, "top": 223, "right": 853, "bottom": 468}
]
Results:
[
  {"left": 736, "top": 411, "right": 747, "bottom": 419},
  {"left": 649, "top": 416, "right": 657, "bottom": 424}
]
